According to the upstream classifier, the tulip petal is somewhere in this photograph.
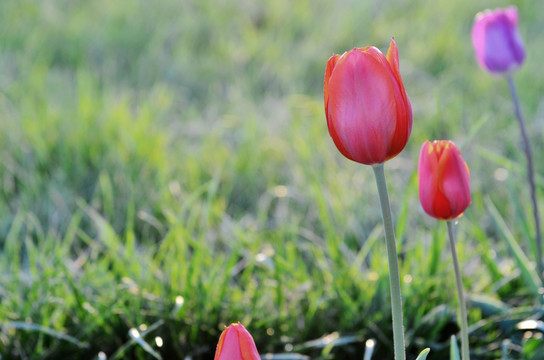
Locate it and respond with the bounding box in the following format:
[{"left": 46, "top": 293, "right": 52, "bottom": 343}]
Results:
[
  {"left": 216, "top": 326, "right": 243, "bottom": 360},
  {"left": 419, "top": 141, "right": 451, "bottom": 219},
  {"left": 418, "top": 141, "right": 439, "bottom": 217},
  {"left": 504, "top": 6, "right": 518, "bottom": 25},
  {"left": 236, "top": 326, "right": 261, "bottom": 360},
  {"left": 434, "top": 143, "right": 456, "bottom": 219},
  {"left": 385, "top": 38, "right": 413, "bottom": 160},
  {"left": 439, "top": 144, "right": 471, "bottom": 219},
  {"left": 386, "top": 38, "right": 400, "bottom": 76},
  {"left": 214, "top": 327, "right": 228, "bottom": 360},
  {"left": 471, "top": 14, "right": 487, "bottom": 69},
  {"left": 483, "top": 14, "right": 519, "bottom": 71},
  {"left": 324, "top": 53, "right": 352, "bottom": 160},
  {"left": 324, "top": 54, "right": 340, "bottom": 116}
]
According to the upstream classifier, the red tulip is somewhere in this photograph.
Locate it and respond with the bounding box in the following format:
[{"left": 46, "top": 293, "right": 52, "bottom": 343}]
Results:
[
  {"left": 418, "top": 140, "right": 471, "bottom": 220},
  {"left": 471, "top": 6, "right": 525, "bottom": 74},
  {"left": 214, "top": 323, "right": 260, "bottom": 360},
  {"left": 324, "top": 38, "right": 412, "bottom": 165}
]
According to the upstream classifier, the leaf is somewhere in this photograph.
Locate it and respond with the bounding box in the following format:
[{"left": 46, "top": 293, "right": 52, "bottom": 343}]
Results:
[
  {"left": 110, "top": 320, "right": 164, "bottom": 360},
  {"left": 3, "top": 321, "right": 89, "bottom": 348},
  {"left": 363, "top": 338, "right": 376, "bottom": 360},
  {"left": 485, "top": 197, "right": 543, "bottom": 302},
  {"left": 416, "top": 348, "right": 431, "bottom": 360},
  {"left": 469, "top": 294, "right": 509, "bottom": 317},
  {"left": 450, "top": 335, "right": 460, "bottom": 360},
  {"left": 128, "top": 328, "right": 162, "bottom": 360}
]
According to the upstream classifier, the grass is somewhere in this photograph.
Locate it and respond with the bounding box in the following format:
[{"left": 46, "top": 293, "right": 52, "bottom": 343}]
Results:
[{"left": 1, "top": 0, "right": 544, "bottom": 358}]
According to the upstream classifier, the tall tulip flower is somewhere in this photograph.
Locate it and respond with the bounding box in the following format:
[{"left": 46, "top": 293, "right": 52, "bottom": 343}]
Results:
[
  {"left": 472, "top": 6, "right": 543, "bottom": 282},
  {"left": 324, "top": 38, "right": 412, "bottom": 165},
  {"left": 471, "top": 7, "right": 525, "bottom": 74},
  {"left": 418, "top": 140, "right": 471, "bottom": 220},
  {"left": 324, "top": 38, "right": 411, "bottom": 360},
  {"left": 418, "top": 140, "right": 471, "bottom": 360},
  {"left": 214, "top": 323, "right": 260, "bottom": 360}
]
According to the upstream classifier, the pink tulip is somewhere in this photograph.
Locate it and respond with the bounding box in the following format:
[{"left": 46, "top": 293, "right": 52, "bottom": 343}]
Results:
[
  {"left": 472, "top": 6, "right": 525, "bottom": 74},
  {"left": 214, "top": 323, "right": 260, "bottom": 360},
  {"left": 418, "top": 141, "right": 471, "bottom": 220},
  {"left": 324, "top": 38, "right": 412, "bottom": 165}
]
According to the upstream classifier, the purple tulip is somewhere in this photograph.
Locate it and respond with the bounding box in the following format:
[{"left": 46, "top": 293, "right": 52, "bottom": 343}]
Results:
[{"left": 472, "top": 6, "right": 525, "bottom": 74}]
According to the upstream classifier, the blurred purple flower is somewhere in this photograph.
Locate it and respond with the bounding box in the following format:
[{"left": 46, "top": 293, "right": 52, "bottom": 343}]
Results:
[{"left": 472, "top": 6, "right": 525, "bottom": 74}]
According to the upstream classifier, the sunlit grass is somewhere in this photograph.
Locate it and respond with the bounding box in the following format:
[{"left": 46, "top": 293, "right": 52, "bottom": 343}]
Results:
[{"left": 0, "top": 0, "right": 544, "bottom": 358}]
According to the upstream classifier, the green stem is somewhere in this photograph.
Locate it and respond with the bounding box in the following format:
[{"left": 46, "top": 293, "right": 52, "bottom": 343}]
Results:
[
  {"left": 506, "top": 74, "right": 543, "bottom": 281},
  {"left": 447, "top": 220, "right": 470, "bottom": 360},
  {"left": 372, "top": 163, "right": 406, "bottom": 360}
]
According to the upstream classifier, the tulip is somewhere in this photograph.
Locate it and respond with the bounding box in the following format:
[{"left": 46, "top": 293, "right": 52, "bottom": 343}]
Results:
[
  {"left": 419, "top": 141, "right": 472, "bottom": 359},
  {"left": 471, "top": 6, "right": 525, "bottom": 74},
  {"left": 418, "top": 140, "right": 471, "bottom": 220},
  {"left": 324, "top": 38, "right": 412, "bottom": 165},
  {"left": 473, "top": 7, "right": 543, "bottom": 282},
  {"left": 214, "top": 322, "right": 260, "bottom": 360}
]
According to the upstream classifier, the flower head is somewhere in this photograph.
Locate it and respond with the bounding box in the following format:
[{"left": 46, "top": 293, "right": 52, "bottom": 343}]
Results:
[
  {"left": 324, "top": 38, "right": 412, "bottom": 165},
  {"left": 472, "top": 6, "right": 525, "bottom": 74},
  {"left": 214, "top": 323, "right": 260, "bottom": 360},
  {"left": 418, "top": 140, "right": 471, "bottom": 220}
]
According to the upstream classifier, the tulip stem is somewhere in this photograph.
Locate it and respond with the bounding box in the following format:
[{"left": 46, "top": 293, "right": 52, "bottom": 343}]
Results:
[
  {"left": 372, "top": 163, "right": 405, "bottom": 360},
  {"left": 506, "top": 74, "right": 543, "bottom": 281},
  {"left": 447, "top": 220, "right": 470, "bottom": 360}
]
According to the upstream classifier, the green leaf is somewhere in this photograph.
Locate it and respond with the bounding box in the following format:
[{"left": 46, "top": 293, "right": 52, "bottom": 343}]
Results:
[
  {"left": 469, "top": 294, "right": 509, "bottom": 317},
  {"left": 363, "top": 338, "right": 376, "bottom": 360},
  {"left": 450, "top": 335, "right": 461, "bottom": 360},
  {"left": 3, "top": 321, "right": 89, "bottom": 348},
  {"left": 416, "top": 348, "right": 431, "bottom": 360},
  {"left": 485, "top": 197, "right": 543, "bottom": 302},
  {"left": 128, "top": 328, "right": 162, "bottom": 360}
]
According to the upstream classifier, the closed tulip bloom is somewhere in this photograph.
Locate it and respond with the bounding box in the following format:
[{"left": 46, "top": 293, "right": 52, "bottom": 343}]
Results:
[
  {"left": 324, "top": 38, "right": 412, "bottom": 165},
  {"left": 472, "top": 6, "right": 525, "bottom": 74},
  {"left": 418, "top": 141, "right": 471, "bottom": 220},
  {"left": 214, "top": 323, "right": 260, "bottom": 360}
]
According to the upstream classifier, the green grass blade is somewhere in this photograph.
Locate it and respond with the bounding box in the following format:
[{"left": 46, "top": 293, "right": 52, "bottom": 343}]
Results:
[
  {"left": 363, "top": 338, "right": 376, "bottom": 360},
  {"left": 485, "top": 197, "right": 543, "bottom": 301},
  {"left": 128, "top": 328, "right": 162, "bottom": 360},
  {"left": 450, "top": 335, "right": 460, "bottom": 360},
  {"left": 3, "top": 321, "right": 89, "bottom": 348},
  {"left": 416, "top": 348, "right": 430, "bottom": 360},
  {"left": 3, "top": 209, "right": 25, "bottom": 273},
  {"left": 394, "top": 170, "right": 417, "bottom": 248},
  {"left": 110, "top": 320, "right": 164, "bottom": 360}
]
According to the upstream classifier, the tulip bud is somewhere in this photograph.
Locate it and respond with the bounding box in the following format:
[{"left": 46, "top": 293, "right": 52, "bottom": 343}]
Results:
[
  {"left": 214, "top": 322, "right": 260, "bottom": 360},
  {"left": 471, "top": 6, "right": 525, "bottom": 74},
  {"left": 418, "top": 141, "right": 471, "bottom": 220},
  {"left": 324, "top": 38, "right": 412, "bottom": 165}
]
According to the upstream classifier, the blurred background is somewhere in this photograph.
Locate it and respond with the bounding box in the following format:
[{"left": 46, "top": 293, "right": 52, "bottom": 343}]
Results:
[{"left": 1, "top": 0, "right": 543, "bottom": 358}]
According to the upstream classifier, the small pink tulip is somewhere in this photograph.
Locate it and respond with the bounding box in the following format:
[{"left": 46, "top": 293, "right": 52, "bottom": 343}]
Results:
[
  {"left": 214, "top": 323, "right": 260, "bottom": 360},
  {"left": 472, "top": 6, "right": 525, "bottom": 74},
  {"left": 418, "top": 141, "right": 471, "bottom": 220},
  {"left": 324, "top": 38, "right": 412, "bottom": 165}
]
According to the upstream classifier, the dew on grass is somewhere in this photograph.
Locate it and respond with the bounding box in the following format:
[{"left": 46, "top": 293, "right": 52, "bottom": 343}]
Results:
[
  {"left": 155, "top": 336, "right": 163, "bottom": 347},
  {"left": 494, "top": 167, "right": 508, "bottom": 181}
]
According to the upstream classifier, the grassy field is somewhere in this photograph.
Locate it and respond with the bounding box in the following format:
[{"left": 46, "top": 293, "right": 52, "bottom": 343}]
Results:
[{"left": 1, "top": 0, "right": 544, "bottom": 359}]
